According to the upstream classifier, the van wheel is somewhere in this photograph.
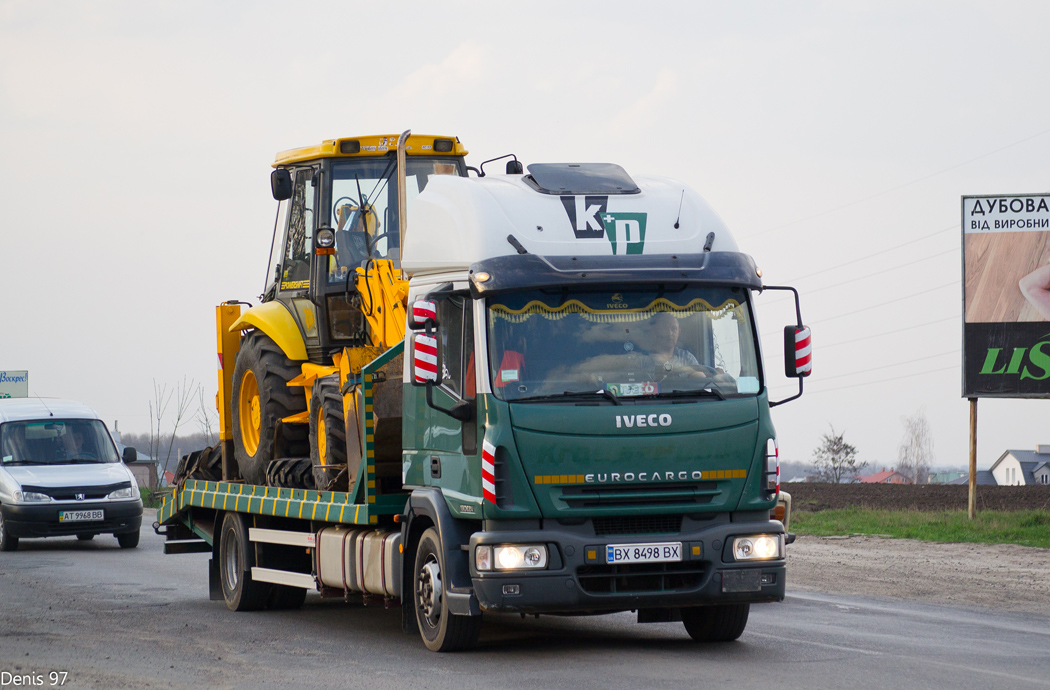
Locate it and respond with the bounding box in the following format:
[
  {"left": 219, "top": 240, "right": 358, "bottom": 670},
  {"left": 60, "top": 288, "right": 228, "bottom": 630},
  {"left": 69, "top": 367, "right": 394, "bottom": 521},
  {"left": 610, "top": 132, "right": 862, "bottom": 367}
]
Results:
[
  {"left": 218, "top": 513, "right": 270, "bottom": 611},
  {"left": 77, "top": 533, "right": 95, "bottom": 541},
  {"left": 413, "top": 528, "right": 481, "bottom": 652},
  {"left": 0, "top": 510, "right": 17, "bottom": 552},
  {"left": 682, "top": 603, "right": 750, "bottom": 642},
  {"left": 117, "top": 531, "right": 140, "bottom": 549}
]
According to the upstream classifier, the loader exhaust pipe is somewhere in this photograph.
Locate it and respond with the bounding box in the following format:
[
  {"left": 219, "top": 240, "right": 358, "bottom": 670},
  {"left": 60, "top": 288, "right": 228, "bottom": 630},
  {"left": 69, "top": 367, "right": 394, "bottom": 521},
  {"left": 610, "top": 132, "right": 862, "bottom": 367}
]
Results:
[{"left": 396, "top": 129, "right": 410, "bottom": 263}]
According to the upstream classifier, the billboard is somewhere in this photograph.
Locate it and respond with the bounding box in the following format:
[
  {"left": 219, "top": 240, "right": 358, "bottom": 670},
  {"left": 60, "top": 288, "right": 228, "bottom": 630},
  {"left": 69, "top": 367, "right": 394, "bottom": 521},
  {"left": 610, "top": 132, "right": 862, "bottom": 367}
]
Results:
[
  {"left": 963, "top": 194, "right": 1050, "bottom": 397},
  {"left": 0, "top": 370, "right": 29, "bottom": 399}
]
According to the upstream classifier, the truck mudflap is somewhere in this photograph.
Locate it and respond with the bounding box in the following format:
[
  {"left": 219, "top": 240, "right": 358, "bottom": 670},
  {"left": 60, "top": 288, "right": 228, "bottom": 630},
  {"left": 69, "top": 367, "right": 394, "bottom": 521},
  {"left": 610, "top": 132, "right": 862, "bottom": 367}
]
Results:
[{"left": 467, "top": 516, "right": 786, "bottom": 614}]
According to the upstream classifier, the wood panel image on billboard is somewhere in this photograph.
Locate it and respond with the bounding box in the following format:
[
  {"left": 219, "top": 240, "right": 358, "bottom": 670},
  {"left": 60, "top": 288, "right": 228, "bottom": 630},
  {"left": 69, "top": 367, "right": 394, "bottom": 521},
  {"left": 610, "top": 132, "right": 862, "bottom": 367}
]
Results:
[{"left": 963, "top": 194, "right": 1050, "bottom": 397}]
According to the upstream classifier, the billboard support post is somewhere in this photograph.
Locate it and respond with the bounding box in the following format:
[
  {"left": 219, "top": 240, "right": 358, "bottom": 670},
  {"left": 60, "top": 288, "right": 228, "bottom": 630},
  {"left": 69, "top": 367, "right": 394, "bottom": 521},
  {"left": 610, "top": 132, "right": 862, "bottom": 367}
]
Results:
[{"left": 968, "top": 398, "right": 977, "bottom": 520}]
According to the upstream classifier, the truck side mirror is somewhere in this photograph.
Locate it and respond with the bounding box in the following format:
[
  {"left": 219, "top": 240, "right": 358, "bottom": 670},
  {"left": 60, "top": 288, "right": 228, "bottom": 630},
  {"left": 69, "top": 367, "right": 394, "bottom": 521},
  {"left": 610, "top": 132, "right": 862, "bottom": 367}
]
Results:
[
  {"left": 122, "top": 446, "right": 137, "bottom": 464},
  {"left": 271, "top": 169, "right": 292, "bottom": 201},
  {"left": 784, "top": 325, "right": 812, "bottom": 378},
  {"left": 412, "top": 332, "right": 440, "bottom": 385},
  {"left": 410, "top": 300, "right": 437, "bottom": 330}
]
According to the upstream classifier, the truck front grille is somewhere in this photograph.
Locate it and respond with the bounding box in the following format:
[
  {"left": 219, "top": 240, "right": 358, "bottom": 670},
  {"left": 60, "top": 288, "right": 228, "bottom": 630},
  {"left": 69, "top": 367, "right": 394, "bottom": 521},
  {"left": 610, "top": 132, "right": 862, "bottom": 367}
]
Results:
[
  {"left": 593, "top": 514, "right": 683, "bottom": 536},
  {"left": 561, "top": 482, "right": 717, "bottom": 509},
  {"left": 576, "top": 561, "right": 706, "bottom": 594}
]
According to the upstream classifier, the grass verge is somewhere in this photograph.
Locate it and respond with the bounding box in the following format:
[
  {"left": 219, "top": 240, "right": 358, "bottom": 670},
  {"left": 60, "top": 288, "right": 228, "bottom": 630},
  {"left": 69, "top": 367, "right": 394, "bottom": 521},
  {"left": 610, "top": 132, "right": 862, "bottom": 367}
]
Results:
[
  {"left": 140, "top": 487, "right": 171, "bottom": 509},
  {"left": 793, "top": 508, "right": 1050, "bottom": 549}
]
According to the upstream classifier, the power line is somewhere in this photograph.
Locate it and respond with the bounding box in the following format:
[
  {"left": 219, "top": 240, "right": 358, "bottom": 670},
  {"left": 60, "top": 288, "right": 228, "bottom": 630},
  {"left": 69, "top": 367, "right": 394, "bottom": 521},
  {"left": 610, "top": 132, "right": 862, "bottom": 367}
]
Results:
[
  {"left": 742, "top": 126, "right": 1050, "bottom": 241},
  {"left": 778, "top": 225, "right": 956, "bottom": 285},
  {"left": 808, "top": 280, "right": 958, "bottom": 325},
  {"left": 759, "top": 245, "right": 959, "bottom": 307},
  {"left": 810, "top": 349, "right": 959, "bottom": 383},
  {"left": 769, "top": 365, "right": 957, "bottom": 396},
  {"left": 763, "top": 314, "right": 960, "bottom": 358}
]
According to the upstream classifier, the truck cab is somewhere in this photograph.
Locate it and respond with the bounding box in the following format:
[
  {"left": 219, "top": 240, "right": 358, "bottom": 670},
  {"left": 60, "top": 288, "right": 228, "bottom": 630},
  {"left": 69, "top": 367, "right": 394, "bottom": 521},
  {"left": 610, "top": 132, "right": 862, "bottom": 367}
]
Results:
[{"left": 399, "top": 163, "right": 808, "bottom": 632}]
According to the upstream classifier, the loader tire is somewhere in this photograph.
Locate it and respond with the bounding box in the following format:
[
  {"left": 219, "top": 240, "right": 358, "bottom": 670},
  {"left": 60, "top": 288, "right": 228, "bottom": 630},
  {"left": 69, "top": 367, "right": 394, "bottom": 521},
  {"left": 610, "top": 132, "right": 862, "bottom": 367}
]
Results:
[
  {"left": 681, "top": 603, "right": 750, "bottom": 642},
  {"left": 232, "top": 331, "right": 308, "bottom": 485},
  {"left": 310, "top": 376, "right": 348, "bottom": 491},
  {"left": 265, "top": 457, "right": 315, "bottom": 490}
]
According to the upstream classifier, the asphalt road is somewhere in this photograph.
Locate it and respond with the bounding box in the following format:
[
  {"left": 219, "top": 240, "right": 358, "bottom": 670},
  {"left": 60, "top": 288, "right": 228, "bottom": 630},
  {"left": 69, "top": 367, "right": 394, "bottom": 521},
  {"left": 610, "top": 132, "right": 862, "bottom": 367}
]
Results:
[{"left": 1, "top": 514, "right": 1048, "bottom": 690}]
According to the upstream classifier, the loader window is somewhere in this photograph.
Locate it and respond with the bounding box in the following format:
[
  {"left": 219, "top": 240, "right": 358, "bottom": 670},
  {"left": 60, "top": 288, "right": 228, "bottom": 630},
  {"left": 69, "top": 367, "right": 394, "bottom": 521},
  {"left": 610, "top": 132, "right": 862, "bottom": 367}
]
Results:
[
  {"left": 327, "top": 157, "right": 466, "bottom": 285},
  {"left": 486, "top": 286, "right": 761, "bottom": 402},
  {"left": 280, "top": 169, "right": 315, "bottom": 291}
]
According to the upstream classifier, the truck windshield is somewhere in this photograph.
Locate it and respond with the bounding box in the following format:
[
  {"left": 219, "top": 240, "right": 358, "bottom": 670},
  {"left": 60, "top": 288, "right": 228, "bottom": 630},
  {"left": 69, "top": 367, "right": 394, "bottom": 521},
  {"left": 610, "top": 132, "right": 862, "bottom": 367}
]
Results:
[
  {"left": 326, "top": 156, "right": 465, "bottom": 285},
  {"left": 0, "top": 419, "right": 120, "bottom": 465},
  {"left": 486, "top": 286, "right": 761, "bottom": 402}
]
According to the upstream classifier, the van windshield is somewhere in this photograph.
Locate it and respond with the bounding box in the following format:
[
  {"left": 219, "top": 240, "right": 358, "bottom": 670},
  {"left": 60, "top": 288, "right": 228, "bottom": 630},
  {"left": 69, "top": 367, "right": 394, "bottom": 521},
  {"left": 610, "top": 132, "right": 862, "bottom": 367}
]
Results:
[
  {"left": 0, "top": 419, "right": 119, "bottom": 465},
  {"left": 486, "top": 285, "right": 761, "bottom": 402}
]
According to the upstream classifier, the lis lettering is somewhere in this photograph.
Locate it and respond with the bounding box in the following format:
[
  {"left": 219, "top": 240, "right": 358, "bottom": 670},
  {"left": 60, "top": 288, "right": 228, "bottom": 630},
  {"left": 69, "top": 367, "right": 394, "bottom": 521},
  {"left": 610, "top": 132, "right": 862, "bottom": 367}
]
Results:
[{"left": 980, "top": 338, "right": 1050, "bottom": 380}]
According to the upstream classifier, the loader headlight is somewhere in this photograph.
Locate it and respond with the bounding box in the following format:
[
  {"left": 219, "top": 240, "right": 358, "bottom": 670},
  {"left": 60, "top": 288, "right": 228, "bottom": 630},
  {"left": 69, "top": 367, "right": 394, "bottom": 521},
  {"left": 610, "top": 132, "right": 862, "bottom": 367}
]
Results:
[
  {"left": 732, "top": 535, "right": 782, "bottom": 561},
  {"left": 316, "top": 228, "right": 335, "bottom": 248}
]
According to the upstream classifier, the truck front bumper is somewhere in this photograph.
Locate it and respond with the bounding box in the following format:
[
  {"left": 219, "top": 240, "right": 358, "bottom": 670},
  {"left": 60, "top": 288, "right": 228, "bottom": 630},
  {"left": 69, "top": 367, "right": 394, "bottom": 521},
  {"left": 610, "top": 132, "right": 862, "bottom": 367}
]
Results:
[{"left": 469, "top": 517, "right": 785, "bottom": 614}]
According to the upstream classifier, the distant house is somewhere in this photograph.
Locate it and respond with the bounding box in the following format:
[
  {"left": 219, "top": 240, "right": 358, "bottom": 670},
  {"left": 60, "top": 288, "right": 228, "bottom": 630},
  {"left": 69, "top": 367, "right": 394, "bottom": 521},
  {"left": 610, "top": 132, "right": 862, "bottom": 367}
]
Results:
[
  {"left": 858, "top": 469, "right": 911, "bottom": 484},
  {"left": 948, "top": 471, "right": 997, "bottom": 486},
  {"left": 928, "top": 471, "right": 967, "bottom": 484},
  {"left": 989, "top": 446, "right": 1050, "bottom": 486}
]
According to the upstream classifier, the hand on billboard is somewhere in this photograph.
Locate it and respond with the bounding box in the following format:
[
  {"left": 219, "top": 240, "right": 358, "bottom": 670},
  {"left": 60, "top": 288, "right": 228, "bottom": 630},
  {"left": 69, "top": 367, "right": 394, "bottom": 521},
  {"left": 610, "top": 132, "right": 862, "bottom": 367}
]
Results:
[{"left": 1019, "top": 263, "right": 1050, "bottom": 320}]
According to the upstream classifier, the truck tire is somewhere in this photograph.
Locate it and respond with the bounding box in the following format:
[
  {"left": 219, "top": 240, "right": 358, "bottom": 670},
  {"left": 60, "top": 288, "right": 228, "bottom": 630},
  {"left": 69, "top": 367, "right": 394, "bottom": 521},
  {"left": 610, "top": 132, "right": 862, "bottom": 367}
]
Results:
[
  {"left": 413, "top": 527, "right": 481, "bottom": 652},
  {"left": 265, "top": 457, "right": 315, "bottom": 489},
  {"left": 218, "top": 512, "right": 271, "bottom": 611},
  {"left": 0, "top": 509, "right": 18, "bottom": 552},
  {"left": 117, "top": 530, "right": 140, "bottom": 549},
  {"left": 232, "top": 331, "right": 308, "bottom": 485},
  {"left": 310, "top": 375, "right": 347, "bottom": 491},
  {"left": 681, "top": 603, "right": 750, "bottom": 642}
]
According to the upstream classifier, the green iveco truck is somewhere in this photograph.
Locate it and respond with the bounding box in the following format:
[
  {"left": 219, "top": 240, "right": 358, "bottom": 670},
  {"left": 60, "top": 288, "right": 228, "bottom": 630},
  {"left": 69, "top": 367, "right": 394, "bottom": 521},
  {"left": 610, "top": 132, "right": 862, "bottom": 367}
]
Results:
[{"left": 159, "top": 131, "right": 812, "bottom": 651}]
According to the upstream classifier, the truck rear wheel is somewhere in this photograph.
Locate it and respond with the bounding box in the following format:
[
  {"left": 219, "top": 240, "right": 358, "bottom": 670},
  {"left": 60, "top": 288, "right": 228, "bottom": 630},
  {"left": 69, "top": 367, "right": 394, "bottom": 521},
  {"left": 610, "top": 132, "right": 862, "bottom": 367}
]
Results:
[
  {"left": 310, "top": 375, "right": 347, "bottom": 491},
  {"left": 232, "top": 331, "right": 308, "bottom": 485},
  {"left": 681, "top": 603, "right": 750, "bottom": 642},
  {"left": 413, "top": 528, "right": 481, "bottom": 652},
  {"left": 218, "top": 512, "right": 271, "bottom": 611}
]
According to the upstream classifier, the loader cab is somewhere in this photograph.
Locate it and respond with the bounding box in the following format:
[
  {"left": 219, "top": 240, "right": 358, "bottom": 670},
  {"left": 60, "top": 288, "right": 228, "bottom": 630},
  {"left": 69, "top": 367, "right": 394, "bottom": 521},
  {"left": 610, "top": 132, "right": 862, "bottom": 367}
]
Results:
[{"left": 263, "top": 135, "right": 468, "bottom": 363}]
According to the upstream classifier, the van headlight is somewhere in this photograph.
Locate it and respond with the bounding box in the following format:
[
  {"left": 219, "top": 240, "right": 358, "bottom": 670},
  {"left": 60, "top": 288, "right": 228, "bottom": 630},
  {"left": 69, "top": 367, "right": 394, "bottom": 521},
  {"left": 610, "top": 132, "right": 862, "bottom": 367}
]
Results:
[
  {"left": 475, "top": 544, "right": 548, "bottom": 571},
  {"left": 732, "top": 535, "right": 782, "bottom": 561},
  {"left": 17, "top": 491, "right": 51, "bottom": 503},
  {"left": 108, "top": 487, "right": 135, "bottom": 500}
]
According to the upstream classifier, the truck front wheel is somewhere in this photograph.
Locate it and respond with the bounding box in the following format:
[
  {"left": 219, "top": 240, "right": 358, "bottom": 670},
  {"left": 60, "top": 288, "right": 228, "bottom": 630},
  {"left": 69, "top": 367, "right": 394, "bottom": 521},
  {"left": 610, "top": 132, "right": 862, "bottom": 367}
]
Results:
[
  {"left": 413, "top": 528, "right": 481, "bottom": 652},
  {"left": 681, "top": 603, "right": 750, "bottom": 642},
  {"left": 218, "top": 513, "right": 271, "bottom": 611}
]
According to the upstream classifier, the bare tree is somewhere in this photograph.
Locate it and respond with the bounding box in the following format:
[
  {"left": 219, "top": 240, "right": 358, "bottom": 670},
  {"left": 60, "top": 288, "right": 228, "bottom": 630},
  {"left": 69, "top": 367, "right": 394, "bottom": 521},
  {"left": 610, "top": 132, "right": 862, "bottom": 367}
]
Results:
[
  {"left": 147, "top": 377, "right": 198, "bottom": 487},
  {"left": 196, "top": 383, "right": 218, "bottom": 447},
  {"left": 897, "top": 409, "right": 934, "bottom": 484},
  {"left": 811, "top": 425, "right": 868, "bottom": 483}
]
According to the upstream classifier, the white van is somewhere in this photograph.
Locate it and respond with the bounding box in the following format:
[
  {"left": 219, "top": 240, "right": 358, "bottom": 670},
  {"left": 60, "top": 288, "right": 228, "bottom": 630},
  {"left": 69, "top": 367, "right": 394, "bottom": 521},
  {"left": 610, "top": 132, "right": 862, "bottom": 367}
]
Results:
[{"left": 0, "top": 398, "right": 143, "bottom": 551}]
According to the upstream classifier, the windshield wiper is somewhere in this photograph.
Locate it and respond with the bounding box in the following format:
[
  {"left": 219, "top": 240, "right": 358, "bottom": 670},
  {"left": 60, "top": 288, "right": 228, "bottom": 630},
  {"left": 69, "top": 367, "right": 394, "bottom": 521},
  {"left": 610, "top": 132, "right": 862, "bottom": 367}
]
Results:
[
  {"left": 66, "top": 458, "right": 105, "bottom": 464},
  {"left": 659, "top": 387, "right": 726, "bottom": 401},
  {"left": 516, "top": 389, "right": 622, "bottom": 405},
  {"left": 1, "top": 460, "right": 45, "bottom": 466}
]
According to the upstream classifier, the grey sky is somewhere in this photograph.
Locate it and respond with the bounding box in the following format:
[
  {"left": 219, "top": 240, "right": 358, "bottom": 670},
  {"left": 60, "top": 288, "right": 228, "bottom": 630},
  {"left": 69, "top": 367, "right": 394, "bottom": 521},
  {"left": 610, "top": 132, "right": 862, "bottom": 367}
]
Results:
[{"left": 3, "top": 1, "right": 1049, "bottom": 470}]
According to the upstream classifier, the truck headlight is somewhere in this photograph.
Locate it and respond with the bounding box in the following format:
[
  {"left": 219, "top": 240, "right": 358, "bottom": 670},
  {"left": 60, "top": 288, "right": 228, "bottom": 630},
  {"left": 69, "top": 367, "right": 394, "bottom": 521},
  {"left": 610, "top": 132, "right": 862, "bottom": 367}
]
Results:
[
  {"left": 17, "top": 491, "right": 50, "bottom": 503},
  {"left": 476, "top": 544, "right": 548, "bottom": 571},
  {"left": 732, "top": 535, "right": 782, "bottom": 561},
  {"left": 108, "top": 487, "right": 135, "bottom": 500}
]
